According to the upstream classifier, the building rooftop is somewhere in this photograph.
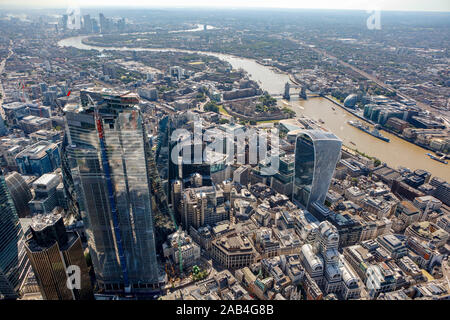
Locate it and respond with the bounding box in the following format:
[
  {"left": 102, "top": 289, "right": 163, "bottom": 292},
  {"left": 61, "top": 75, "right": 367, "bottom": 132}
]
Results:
[
  {"left": 32, "top": 173, "right": 59, "bottom": 188},
  {"left": 16, "top": 141, "right": 58, "bottom": 160},
  {"left": 30, "top": 213, "right": 62, "bottom": 232},
  {"left": 290, "top": 129, "right": 342, "bottom": 142},
  {"left": 214, "top": 233, "right": 254, "bottom": 255}
]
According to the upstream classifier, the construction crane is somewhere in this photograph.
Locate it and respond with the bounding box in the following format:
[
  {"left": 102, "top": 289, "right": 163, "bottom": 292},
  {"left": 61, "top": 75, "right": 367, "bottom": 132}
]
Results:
[
  {"left": 88, "top": 94, "right": 131, "bottom": 293},
  {"left": 18, "top": 80, "right": 29, "bottom": 103}
]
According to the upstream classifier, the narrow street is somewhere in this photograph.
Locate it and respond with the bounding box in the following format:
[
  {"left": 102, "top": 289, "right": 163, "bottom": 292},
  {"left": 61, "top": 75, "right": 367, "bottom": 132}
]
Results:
[{"left": 0, "top": 40, "right": 14, "bottom": 118}]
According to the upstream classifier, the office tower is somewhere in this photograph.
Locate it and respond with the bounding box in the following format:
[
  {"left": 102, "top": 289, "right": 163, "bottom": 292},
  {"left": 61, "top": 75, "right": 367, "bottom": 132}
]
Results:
[
  {"left": 92, "top": 19, "right": 100, "bottom": 33},
  {"left": 83, "top": 14, "right": 92, "bottom": 33},
  {"left": 317, "top": 221, "right": 342, "bottom": 294},
  {"left": 271, "top": 153, "right": 294, "bottom": 196},
  {"left": 43, "top": 91, "right": 57, "bottom": 106},
  {"left": 24, "top": 214, "right": 93, "bottom": 300},
  {"left": 429, "top": 177, "right": 450, "bottom": 206},
  {"left": 172, "top": 179, "right": 183, "bottom": 218},
  {"left": 99, "top": 13, "right": 107, "bottom": 33},
  {"left": 64, "top": 89, "right": 161, "bottom": 293},
  {"left": 5, "top": 171, "right": 32, "bottom": 218},
  {"left": 182, "top": 185, "right": 225, "bottom": 229},
  {"left": 0, "top": 170, "right": 30, "bottom": 299},
  {"left": 293, "top": 130, "right": 342, "bottom": 209},
  {"left": 117, "top": 18, "right": 126, "bottom": 33},
  {"left": 61, "top": 14, "right": 68, "bottom": 31}
]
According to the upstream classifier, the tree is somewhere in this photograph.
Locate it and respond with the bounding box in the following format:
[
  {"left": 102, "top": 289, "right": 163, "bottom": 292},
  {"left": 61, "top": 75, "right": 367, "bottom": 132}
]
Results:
[
  {"left": 84, "top": 251, "right": 92, "bottom": 267},
  {"left": 204, "top": 101, "right": 219, "bottom": 113},
  {"left": 192, "top": 265, "right": 207, "bottom": 281},
  {"left": 282, "top": 107, "right": 296, "bottom": 117}
]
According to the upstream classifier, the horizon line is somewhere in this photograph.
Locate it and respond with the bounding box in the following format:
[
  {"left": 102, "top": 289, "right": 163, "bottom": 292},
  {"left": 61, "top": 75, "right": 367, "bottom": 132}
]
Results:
[{"left": 1, "top": 6, "right": 449, "bottom": 13}]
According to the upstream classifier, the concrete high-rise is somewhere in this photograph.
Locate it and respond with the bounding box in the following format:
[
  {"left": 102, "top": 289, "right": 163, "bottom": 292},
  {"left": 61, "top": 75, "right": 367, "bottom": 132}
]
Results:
[
  {"left": 0, "top": 170, "right": 31, "bottom": 299},
  {"left": 63, "top": 89, "right": 161, "bottom": 294},
  {"left": 293, "top": 130, "right": 342, "bottom": 209},
  {"left": 24, "top": 214, "right": 94, "bottom": 300}
]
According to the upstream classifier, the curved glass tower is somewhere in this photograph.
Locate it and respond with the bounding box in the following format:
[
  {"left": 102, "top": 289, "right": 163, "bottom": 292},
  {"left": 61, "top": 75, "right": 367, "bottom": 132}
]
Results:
[
  {"left": 0, "top": 170, "right": 30, "bottom": 299},
  {"left": 293, "top": 130, "right": 342, "bottom": 209}
]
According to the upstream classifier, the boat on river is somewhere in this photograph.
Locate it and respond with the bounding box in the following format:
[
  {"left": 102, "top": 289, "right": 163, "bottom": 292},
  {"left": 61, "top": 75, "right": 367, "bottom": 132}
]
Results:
[
  {"left": 348, "top": 120, "right": 390, "bottom": 142},
  {"left": 426, "top": 153, "right": 448, "bottom": 164}
]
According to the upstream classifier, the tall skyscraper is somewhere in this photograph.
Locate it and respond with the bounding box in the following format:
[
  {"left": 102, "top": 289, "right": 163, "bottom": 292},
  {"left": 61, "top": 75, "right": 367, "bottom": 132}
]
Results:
[
  {"left": 0, "top": 170, "right": 30, "bottom": 299},
  {"left": 99, "top": 13, "right": 107, "bottom": 34},
  {"left": 24, "top": 214, "right": 94, "bottom": 300},
  {"left": 63, "top": 89, "right": 161, "bottom": 293},
  {"left": 61, "top": 14, "right": 68, "bottom": 31},
  {"left": 293, "top": 130, "right": 342, "bottom": 209},
  {"left": 82, "top": 14, "right": 92, "bottom": 34}
]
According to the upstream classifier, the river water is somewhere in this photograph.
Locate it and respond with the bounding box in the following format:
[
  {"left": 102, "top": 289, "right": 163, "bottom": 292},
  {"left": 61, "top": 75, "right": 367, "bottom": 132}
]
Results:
[{"left": 57, "top": 34, "right": 449, "bottom": 181}]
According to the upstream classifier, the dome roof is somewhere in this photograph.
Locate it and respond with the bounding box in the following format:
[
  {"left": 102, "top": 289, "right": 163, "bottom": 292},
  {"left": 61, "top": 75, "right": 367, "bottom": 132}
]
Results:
[
  {"left": 319, "top": 221, "right": 339, "bottom": 242},
  {"left": 344, "top": 94, "right": 358, "bottom": 108}
]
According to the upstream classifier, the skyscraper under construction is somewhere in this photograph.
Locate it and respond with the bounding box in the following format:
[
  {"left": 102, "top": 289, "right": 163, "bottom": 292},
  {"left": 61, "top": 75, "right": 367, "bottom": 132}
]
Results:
[{"left": 63, "top": 88, "right": 162, "bottom": 294}]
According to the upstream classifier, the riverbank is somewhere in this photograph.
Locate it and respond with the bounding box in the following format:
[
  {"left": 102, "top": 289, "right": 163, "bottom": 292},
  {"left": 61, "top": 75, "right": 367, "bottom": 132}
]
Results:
[
  {"left": 57, "top": 35, "right": 450, "bottom": 180},
  {"left": 321, "top": 94, "right": 375, "bottom": 125},
  {"left": 319, "top": 94, "right": 446, "bottom": 163},
  {"left": 292, "top": 97, "right": 449, "bottom": 179}
]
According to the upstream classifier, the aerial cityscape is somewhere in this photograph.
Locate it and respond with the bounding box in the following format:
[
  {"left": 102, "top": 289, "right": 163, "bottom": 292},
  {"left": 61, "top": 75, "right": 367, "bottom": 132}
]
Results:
[{"left": 0, "top": 0, "right": 450, "bottom": 305}]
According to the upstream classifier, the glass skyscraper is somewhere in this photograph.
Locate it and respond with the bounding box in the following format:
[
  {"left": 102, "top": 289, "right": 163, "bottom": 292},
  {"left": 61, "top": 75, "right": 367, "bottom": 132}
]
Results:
[
  {"left": 0, "top": 170, "right": 30, "bottom": 299},
  {"left": 293, "top": 130, "right": 342, "bottom": 209},
  {"left": 63, "top": 89, "right": 160, "bottom": 293}
]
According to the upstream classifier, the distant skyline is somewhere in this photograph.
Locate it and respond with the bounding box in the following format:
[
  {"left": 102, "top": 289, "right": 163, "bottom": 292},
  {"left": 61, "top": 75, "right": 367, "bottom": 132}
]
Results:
[{"left": 1, "top": 0, "right": 450, "bottom": 12}]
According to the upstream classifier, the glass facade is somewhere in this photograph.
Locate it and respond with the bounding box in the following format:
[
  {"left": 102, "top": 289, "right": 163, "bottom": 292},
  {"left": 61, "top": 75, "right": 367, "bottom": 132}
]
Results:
[
  {"left": 293, "top": 130, "right": 342, "bottom": 209},
  {"left": 0, "top": 171, "right": 30, "bottom": 299},
  {"left": 5, "top": 172, "right": 33, "bottom": 218},
  {"left": 60, "top": 135, "right": 80, "bottom": 217},
  {"left": 64, "top": 95, "right": 160, "bottom": 293}
]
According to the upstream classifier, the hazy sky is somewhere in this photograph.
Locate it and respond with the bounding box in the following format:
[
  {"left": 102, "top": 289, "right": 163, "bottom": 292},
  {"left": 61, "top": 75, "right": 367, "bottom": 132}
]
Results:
[{"left": 1, "top": 0, "right": 449, "bottom": 12}]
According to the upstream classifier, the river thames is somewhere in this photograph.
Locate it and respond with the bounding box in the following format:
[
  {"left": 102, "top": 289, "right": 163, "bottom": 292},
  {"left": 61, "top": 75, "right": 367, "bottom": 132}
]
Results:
[{"left": 58, "top": 34, "right": 449, "bottom": 181}]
